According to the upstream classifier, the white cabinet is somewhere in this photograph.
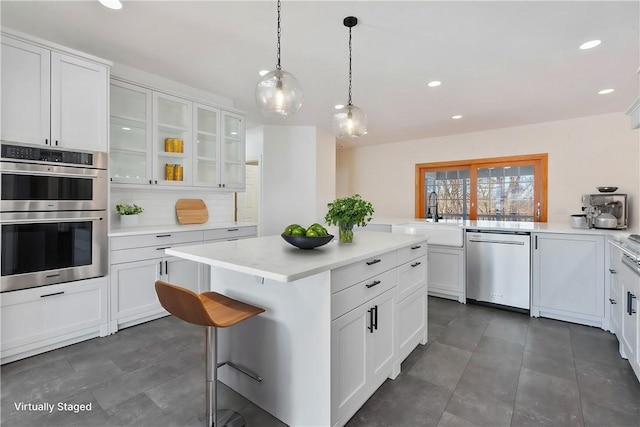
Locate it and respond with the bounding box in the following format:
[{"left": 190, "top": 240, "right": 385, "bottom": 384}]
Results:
[
  {"left": 109, "top": 79, "right": 245, "bottom": 190},
  {"left": 609, "top": 242, "right": 623, "bottom": 336},
  {"left": 0, "top": 277, "right": 109, "bottom": 365},
  {"left": 330, "top": 240, "right": 427, "bottom": 427},
  {"left": 428, "top": 245, "right": 465, "bottom": 303},
  {"left": 619, "top": 253, "right": 640, "bottom": 379},
  {"left": 109, "top": 231, "right": 203, "bottom": 331},
  {"left": 1, "top": 34, "right": 109, "bottom": 152},
  {"left": 153, "top": 92, "right": 193, "bottom": 186},
  {"left": 109, "top": 80, "right": 153, "bottom": 184},
  {"left": 220, "top": 112, "right": 246, "bottom": 190},
  {"left": 531, "top": 233, "right": 605, "bottom": 327},
  {"left": 331, "top": 287, "right": 396, "bottom": 427}
]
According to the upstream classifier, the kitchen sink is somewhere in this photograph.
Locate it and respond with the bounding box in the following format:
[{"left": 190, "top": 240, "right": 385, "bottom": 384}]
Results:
[{"left": 391, "top": 222, "right": 464, "bottom": 247}]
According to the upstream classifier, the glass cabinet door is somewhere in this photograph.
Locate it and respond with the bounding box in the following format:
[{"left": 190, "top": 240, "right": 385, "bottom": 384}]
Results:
[
  {"left": 153, "top": 92, "right": 192, "bottom": 186},
  {"left": 109, "top": 81, "right": 153, "bottom": 183},
  {"left": 193, "top": 103, "right": 219, "bottom": 187},
  {"left": 221, "top": 112, "right": 245, "bottom": 190}
]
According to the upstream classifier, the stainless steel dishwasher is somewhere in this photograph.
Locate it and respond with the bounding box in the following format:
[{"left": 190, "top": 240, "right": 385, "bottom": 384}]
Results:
[{"left": 465, "top": 229, "right": 531, "bottom": 312}]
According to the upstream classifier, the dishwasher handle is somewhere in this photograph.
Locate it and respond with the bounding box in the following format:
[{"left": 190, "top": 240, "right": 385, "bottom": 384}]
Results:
[{"left": 468, "top": 239, "right": 525, "bottom": 246}]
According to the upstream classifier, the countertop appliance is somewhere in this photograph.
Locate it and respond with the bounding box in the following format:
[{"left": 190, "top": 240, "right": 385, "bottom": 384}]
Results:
[
  {"left": 0, "top": 143, "right": 108, "bottom": 292},
  {"left": 466, "top": 229, "right": 531, "bottom": 312},
  {"left": 581, "top": 193, "right": 628, "bottom": 230}
]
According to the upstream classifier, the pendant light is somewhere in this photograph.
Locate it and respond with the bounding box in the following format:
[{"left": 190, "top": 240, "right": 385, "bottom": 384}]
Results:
[
  {"left": 255, "top": 0, "right": 303, "bottom": 118},
  {"left": 333, "top": 16, "right": 367, "bottom": 139}
]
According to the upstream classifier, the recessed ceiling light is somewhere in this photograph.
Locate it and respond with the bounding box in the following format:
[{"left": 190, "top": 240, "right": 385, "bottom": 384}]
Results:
[
  {"left": 598, "top": 88, "right": 615, "bottom": 95},
  {"left": 258, "top": 70, "right": 269, "bottom": 77},
  {"left": 99, "top": 0, "right": 122, "bottom": 10},
  {"left": 452, "top": 115, "right": 462, "bottom": 119},
  {"left": 427, "top": 81, "right": 442, "bottom": 87},
  {"left": 334, "top": 104, "right": 344, "bottom": 110},
  {"left": 579, "top": 40, "right": 601, "bottom": 50}
]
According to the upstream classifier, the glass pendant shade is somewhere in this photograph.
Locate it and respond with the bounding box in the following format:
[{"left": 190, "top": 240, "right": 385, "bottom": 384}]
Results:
[
  {"left": 255, "top": 69, "right": 304, "bottom": 118},
  {"left": 333, "top": 104, "right": 367, "bottom": 139}
]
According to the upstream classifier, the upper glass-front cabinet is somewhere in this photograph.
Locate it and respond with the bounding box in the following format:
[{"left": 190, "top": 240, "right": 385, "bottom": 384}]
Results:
[
  {"left": 193, "top": 103, "right": 219, "bottom": 187},
  {"left": 153, "top": 92, "right": 192, "bottom": 186},
  {"left": 110, "top": 81, "right": 153, "bottom": 184},
  {"left": 109, "top": 80, "right": 244, "bottom": 190},
  {"left": 221, "top": 112, "right": 245, "bottom": 190}
]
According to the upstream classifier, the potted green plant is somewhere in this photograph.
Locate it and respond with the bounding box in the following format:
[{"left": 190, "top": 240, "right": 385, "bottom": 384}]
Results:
[
  {"left": 116, "top": 203, "right": 143, "bottom": 227},
  {"left": 324, "top": 194, "right": 374, "bottom": 243}
]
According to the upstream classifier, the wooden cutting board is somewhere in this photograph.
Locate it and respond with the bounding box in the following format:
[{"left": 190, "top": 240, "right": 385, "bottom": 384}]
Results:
[{"left": 176, "top": 199, "right": 209, "bottom": 224}]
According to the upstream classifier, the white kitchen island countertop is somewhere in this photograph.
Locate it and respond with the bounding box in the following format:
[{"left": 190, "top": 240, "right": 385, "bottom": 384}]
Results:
[{"left": 166, "top": 231, "right": 427, "bottom": 282}]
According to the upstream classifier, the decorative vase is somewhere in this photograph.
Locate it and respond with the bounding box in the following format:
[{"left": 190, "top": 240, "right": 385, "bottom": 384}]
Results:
[
  {"left": 120, "top": 215, "right": 139, "bottom": 227},
  {"left": 338, "top": 223, "right": 354, "bottom": 243}
]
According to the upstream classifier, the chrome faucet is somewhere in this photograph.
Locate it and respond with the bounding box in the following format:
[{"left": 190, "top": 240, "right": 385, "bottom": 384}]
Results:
[{"left": 427, "top": 191, "right": 439, "bottom": 222}]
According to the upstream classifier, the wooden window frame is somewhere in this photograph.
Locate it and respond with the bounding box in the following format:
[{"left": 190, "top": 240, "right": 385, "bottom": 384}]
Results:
[{"left": 415, "top": 153, "right": 548, "bottom": 222}]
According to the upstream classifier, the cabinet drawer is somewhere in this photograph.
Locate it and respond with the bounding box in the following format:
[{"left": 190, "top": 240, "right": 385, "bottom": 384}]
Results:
[
  {"left": 332, "top": 269, "right": 396, "bottom": 320},
  {"left": 111, "top": 231, "right": 203, "bottom": 250},
  {"left": 111, "top": 240, "right": 201, "bottom": 264},
  {"left": 331, "top": 251, "right": 396, "bottom": 294},
  {"left": 397, "top": 241, "right": 427, "bottom": 266},
  {"left": 397, "top": 255, "right": 427, "bottom": 301},
  {"left": 204, "top": 226, "right": 257, "bottom": 241},
  {"left": 1, "top": 278, "right": 108, "bottom": 357}
]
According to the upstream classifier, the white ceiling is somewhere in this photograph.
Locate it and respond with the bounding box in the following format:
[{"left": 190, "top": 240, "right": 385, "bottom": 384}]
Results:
[{"left": 2, "top": 1, "right": 638, "bottom": 148}]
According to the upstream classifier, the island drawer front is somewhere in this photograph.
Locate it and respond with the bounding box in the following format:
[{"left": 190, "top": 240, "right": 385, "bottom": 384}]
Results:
[
  {"left": 331, "top": 250, "right": 397, "bottom": 294},
  {"left": 204, "top": 226, "right": 257, "bottom": 241},
  {"left": 397, "top": 241, "right": 428, "bottom": 265},
  {"left": 332, "top": 269, "right": 396, "bottom": 320},
  {"left": 111, "top": 231, "right": 204, "bottom": 251},
  {"left": 110, "top": 241, "right": 202, "bottom": 264},
  {"left": 397, "top": 255, "right": 428, "bottom": 301}
]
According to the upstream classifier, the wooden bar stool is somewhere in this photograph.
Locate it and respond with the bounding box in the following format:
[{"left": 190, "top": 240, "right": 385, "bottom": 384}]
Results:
[{"left": 155, "top": 280, "right": 265, "bottom": 427}]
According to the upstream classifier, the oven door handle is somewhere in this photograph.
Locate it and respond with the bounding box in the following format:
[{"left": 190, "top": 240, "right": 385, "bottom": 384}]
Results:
[
  {"left": 3, "top": 169, "right": 101, "bottom": 179},
  {"left": 1, "top": 216, "right": 103, "bottom": 224}
]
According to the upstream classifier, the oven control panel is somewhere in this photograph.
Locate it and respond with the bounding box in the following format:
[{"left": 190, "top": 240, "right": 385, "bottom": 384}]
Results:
[{"left": 1, "top": 144, "right": 93, "bottom": 166}]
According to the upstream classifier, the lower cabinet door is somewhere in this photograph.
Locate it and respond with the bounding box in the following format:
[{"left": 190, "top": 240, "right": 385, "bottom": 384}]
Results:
[
  {"left": 331, "top": 303, "right": 369, "bottom": 426},
  {"left": 165, "top": 256, "right": 200, "bottom": 294},
  {"left": 110, "top": 258, "right": 164, "bottom": 329},
  {"left": 1, "top": 277, "right": 108, "bottom": 364},
  {"left": 428, "top": 246, "right": 464, "bottom": 301},
  {"left": 397, "top": 286, "right": 427, "bottom": 362},
  {"left": 369, "top": 288, "right": 396, "bottom": 389}
]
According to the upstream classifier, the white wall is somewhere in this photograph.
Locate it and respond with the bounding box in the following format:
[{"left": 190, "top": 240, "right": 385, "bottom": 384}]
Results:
[
  {"left": 337, "top": 112, "right": 640, "bottom": 229},
  {"left": 245, "top": 125, "right": 337, "bottom": 236}
]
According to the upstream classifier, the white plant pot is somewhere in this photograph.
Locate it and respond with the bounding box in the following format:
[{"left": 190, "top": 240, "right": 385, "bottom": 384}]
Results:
[{"left": 120, "top": 215, "right": 139, "bottom": 227}]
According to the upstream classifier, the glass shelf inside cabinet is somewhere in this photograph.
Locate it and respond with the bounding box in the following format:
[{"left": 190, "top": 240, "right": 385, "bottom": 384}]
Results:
[
  {"left": 197, "top": 159, "right": 218, "bottom": 184},
  {"left": 110, "top": 117, "right": 147, "bottom": 152},
  {"left": 111, "top": 85, "right": 147, "bottom": 122},
  {"left": 197, "top": 133, "right": 217, "bottom": 159},
  {"left": 110, "top": 150, "right": 147, "bottom": 180},
  {"left": 158, "top": 97, "right": 189, "bottom": 129}
]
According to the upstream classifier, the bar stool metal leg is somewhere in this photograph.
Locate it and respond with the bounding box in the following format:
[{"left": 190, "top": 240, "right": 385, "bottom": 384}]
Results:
[{"left": 205, "top": 326, "right": 246, "bottom": 427}]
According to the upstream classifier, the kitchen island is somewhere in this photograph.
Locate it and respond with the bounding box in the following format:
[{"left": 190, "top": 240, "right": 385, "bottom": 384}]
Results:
[{"left": 166, "top": 231, "right": 428, "bottom": 427}]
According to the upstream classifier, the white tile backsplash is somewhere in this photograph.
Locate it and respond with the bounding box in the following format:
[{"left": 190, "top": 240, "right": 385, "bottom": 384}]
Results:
[{"left": 110, "top": 187, "right": 234, "bottom": 228}]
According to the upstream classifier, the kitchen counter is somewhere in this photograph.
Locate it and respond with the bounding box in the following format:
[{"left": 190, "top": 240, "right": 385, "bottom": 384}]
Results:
[
  {"left": 166, "top": 231, "right": 426, "bottom": 282},
  {"left": 371, "top": 217, "right": 635, "bottom": 239},
  {"left": 108, "top": 221, "right": 256, "bottom": 237}
]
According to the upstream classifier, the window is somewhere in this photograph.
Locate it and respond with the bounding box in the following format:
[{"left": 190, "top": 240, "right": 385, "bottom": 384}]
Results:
[{"left": 416, "top": 154, "right": 548, "bottom": 222}]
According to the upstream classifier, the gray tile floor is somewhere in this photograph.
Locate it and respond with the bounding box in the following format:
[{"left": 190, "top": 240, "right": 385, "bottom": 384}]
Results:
[{"left": 2, "top": 297, "right": 639, "bottom": 426}]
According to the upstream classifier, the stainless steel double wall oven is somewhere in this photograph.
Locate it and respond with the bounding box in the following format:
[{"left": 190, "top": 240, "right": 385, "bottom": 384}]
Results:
[{"left": 1, "top": 143, "right": 108, "bottom": 292}]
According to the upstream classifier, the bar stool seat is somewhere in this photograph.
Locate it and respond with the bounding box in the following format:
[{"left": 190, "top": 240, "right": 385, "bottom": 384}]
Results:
[{"left": 155, "top": 280, "right": 265, "bottom": 427}]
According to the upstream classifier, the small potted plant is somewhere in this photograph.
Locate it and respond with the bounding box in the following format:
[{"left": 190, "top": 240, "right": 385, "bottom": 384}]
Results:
[
  {"left": 116, "top": 203, "right": 143, "bottom": 227},
  {"left": 325, "top": 194, "right": 374, "bottom": 243}
]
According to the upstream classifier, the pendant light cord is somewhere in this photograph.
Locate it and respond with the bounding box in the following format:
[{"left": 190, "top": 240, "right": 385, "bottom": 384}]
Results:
[
  {"left": 347, "top": 25, "right": 353, "bottom": 106},
  {"left": 276, "top": 0, "right": 282, "bottom": 70}
]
